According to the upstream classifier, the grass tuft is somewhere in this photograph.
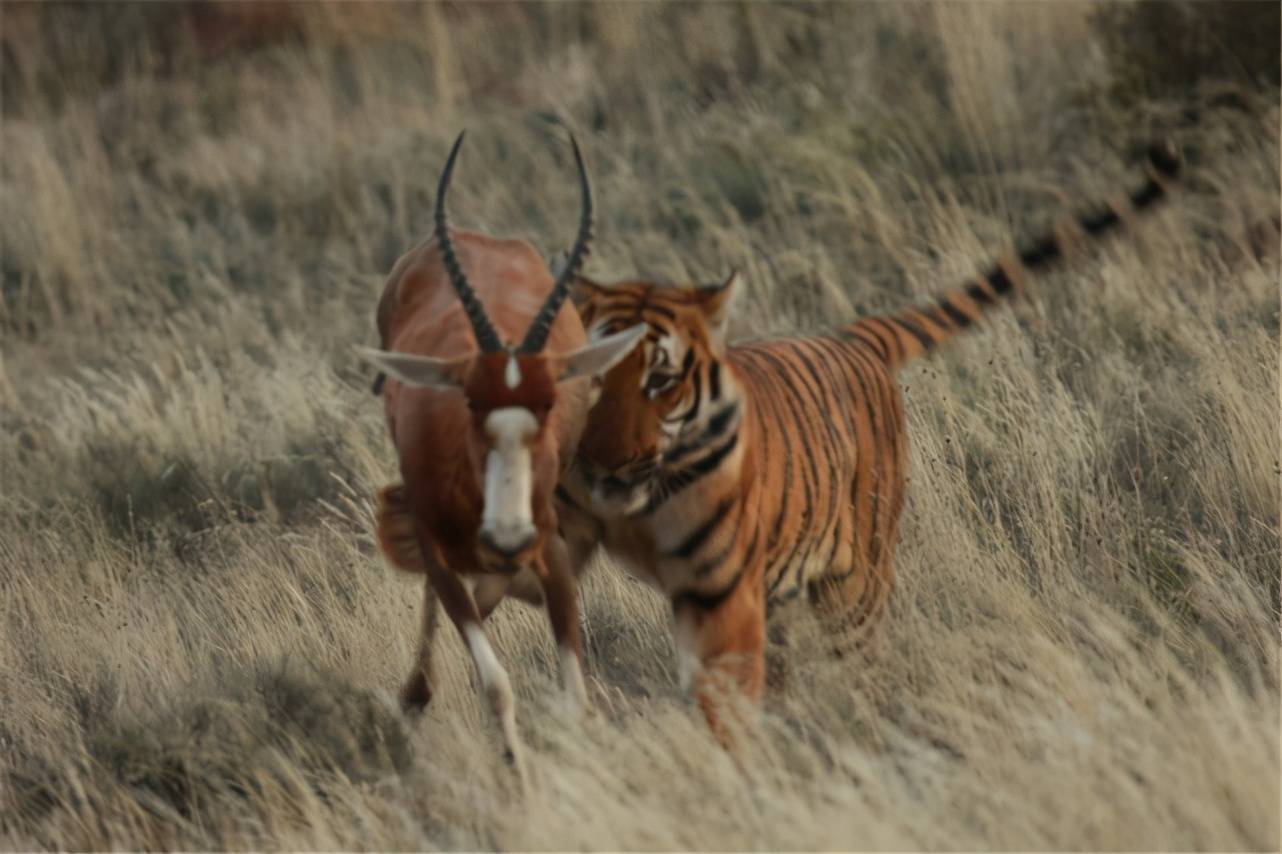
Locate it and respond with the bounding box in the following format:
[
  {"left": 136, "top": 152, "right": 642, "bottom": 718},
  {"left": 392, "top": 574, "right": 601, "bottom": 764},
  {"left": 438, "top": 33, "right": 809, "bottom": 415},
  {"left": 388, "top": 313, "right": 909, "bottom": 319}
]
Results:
[{"left": 1, "top": 3, "right": 1276, "bottom": 850}]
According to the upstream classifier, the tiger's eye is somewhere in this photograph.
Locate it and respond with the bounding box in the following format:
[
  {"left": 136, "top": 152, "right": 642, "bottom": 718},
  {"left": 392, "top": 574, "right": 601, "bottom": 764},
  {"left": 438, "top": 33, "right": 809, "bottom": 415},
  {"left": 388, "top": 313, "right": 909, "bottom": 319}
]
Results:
[{"left": 645, "top": 373, "right": 678, "bottom": 396}]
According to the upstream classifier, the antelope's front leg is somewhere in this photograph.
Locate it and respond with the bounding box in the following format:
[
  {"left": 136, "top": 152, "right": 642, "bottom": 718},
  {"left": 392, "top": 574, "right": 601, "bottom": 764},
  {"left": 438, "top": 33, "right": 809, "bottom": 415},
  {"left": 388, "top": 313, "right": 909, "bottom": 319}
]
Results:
[
  {"left": 537, "top": 533, "right": 590, "bottom": 714},
  {"left": 399, "top": 580, "right": 440, "bottom": 713},
  {"left": 422, "top": 550, "right": 527, "bottom": 778}
]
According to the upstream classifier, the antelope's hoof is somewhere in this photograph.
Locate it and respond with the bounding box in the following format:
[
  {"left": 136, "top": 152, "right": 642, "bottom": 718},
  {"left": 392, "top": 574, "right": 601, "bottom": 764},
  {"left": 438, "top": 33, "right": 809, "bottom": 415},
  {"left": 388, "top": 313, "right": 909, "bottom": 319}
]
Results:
[{"left": 398, "top": 671, "right": 433, "bottom": 715}]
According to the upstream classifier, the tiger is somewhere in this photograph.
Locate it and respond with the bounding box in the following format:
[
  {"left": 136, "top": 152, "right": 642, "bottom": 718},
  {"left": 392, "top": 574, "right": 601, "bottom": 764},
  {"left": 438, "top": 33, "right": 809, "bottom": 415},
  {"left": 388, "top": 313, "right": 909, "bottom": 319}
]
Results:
[{"left": 554, "top": 142, "right": 1182, "bottom": 735}]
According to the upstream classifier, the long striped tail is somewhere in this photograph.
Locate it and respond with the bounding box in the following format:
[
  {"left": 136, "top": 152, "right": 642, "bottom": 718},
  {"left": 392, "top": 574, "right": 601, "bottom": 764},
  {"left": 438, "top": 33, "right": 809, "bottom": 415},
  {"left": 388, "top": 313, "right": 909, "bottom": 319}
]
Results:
[{"left": 844, "top": 141, "right": 1181, "bottom": 368}]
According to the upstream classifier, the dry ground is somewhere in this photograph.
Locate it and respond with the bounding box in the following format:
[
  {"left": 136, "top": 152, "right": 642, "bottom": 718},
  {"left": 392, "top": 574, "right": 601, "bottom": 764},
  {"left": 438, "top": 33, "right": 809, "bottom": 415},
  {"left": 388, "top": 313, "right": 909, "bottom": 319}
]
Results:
[{"left": 1, "top": 3, "right": 1279, "bottom": 850}]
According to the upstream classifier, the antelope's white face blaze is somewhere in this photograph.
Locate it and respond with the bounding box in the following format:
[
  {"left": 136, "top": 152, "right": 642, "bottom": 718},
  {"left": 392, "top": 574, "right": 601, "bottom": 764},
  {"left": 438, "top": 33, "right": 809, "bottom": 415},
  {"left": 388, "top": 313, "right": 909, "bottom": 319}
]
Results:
[
  {"left": 480, "top": 406, "right": 540, "bottom": 556},
  {"left": 504, "top": 354, "right": 522, "bottom": 389}
]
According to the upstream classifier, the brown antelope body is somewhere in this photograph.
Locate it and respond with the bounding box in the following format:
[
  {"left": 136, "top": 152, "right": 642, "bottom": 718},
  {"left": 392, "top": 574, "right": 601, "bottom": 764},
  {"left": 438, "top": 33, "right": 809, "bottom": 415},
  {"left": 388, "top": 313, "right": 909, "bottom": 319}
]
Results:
[{"left": 360, "top": 134, "right": 643, "bottom": 774}]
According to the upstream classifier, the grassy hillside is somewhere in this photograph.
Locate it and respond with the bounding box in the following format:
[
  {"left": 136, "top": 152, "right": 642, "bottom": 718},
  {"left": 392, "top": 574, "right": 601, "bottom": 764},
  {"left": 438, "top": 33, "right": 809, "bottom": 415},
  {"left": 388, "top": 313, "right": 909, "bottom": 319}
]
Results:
[{"left": 1, "top": 3, "right": 1278, "bottom": 849}]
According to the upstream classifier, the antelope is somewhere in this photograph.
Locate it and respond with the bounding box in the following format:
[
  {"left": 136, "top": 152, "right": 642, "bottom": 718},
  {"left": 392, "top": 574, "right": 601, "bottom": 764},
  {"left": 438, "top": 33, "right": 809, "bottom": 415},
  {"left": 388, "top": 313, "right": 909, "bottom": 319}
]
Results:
[{"left": 358, "top": 133, "right": 645, "bottom": 775}]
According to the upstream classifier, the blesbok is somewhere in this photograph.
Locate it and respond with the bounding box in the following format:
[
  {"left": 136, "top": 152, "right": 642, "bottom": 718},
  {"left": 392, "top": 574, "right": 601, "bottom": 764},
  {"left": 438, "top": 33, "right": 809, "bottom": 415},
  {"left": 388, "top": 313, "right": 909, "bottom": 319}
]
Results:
[{"left": 358, "top": 133, "right": 644, "bottom": 774}]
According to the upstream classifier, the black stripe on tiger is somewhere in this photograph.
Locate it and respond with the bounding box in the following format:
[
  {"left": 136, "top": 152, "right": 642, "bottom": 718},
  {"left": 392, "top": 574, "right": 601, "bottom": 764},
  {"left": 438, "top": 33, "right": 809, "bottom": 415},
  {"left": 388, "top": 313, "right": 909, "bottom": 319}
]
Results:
[
  {"left": 682, "top": 368, "right": 703, "bottom": 424},
  {"left": 556, "top": 137, "right": 1187, "bottom": 734},
  {"left": 937, "top": 297, "right": 973, "bottom": 328},
  {"left": 1130, "top": 180, "right": 1163, "bottom": 209},
  {"left": 796, "top": 338, "right": 853, "bottom": 563},
  {"left": 864, "top": 317, "right": 906, "bottom": 362},
  {"left": 986, "top": 264, "right": 1016, "bottom": 295},
  {"left": 1018, "top": 235, "right": 1061, "bottom": 269},
  {"left": 665, "top": 403, "right": 740, "bottom": 464},
  {"left": 743, "top": 353, "right": 792, "bottom": 557},
  {"left": 964, "top": 280, "right": 998, "bottom": 306},
  {"left": 674, "top": 430, "right": 739, "bottom": 483},
  {"left": 1081, "top": 208, "right": 1120, "bottom": 236},
  {"left": 673, "top": 560, "right": 748, "bottom": 613},
  {"left": 844, "top": 141, "right": 1181, "bottom": 368},
  {"left": 813, "top": 336, "right": 870, "bottom": 579},
  {"left": 692, "top": 523, "right": 740, "bottom": 578},
  {"left": 642, "top": 430, "right": 740, "bottom": 514},
  {"left": 850, "top": 325, "right": 891, "bottom": 360},
  {"left": 749, "top": 347, "right": 824, "bottom": 592},
  {"left": 887, "top": 315, "right": 936, "bottom": 351},
  {"left": 668, "top": 496, "right": 738, "bottom": 559}
]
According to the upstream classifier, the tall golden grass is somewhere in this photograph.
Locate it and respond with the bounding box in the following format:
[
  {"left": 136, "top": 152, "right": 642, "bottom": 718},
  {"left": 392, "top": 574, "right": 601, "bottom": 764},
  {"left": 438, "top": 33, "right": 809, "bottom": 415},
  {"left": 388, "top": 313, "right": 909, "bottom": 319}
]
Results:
[{"left": 1, "top": 3, "right": 1278, "bottom": 850}]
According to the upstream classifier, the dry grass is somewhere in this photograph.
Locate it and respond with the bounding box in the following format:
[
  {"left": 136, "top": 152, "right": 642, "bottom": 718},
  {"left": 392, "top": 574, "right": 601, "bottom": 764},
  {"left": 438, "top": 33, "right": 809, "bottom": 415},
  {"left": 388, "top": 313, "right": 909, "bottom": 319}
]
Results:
[{"left": 1, "top": 3, "right": 1278, "bottom": 850}]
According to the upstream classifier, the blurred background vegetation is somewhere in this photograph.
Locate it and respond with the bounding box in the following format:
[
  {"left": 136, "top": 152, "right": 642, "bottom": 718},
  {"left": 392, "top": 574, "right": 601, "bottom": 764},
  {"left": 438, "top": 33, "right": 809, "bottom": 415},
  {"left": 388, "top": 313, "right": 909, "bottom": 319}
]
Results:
[
  {"left": 0, "top": 3, "right": 1277, "bottom": 849},
  {"left": 3, "top": 1, "right": 1278, "bottom": 342}
]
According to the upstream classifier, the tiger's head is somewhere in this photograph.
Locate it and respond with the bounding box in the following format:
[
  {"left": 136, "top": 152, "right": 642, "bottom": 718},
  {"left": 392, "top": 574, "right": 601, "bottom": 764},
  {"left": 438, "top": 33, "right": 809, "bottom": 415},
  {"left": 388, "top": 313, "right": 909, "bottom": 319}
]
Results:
[{"left": 570, "top": 270, "right": 743, "bottom": 515}]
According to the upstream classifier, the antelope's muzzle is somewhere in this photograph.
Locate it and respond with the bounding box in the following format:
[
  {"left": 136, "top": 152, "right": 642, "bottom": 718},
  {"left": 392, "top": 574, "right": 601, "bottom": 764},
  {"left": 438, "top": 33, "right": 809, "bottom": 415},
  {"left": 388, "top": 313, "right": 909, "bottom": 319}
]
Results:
[{"left": 478, "top": 523, "right": 537, "bottom": 563}]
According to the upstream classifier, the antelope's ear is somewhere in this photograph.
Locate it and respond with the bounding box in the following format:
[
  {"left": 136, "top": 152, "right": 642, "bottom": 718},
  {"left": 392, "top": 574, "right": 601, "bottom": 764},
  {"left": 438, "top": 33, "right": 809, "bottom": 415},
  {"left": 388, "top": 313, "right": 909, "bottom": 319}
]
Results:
[
  {"left": 553, "top": 324, "right": 647, "bottom": 382},
  {"left": 354, "top": 347, "right": 470, "bottom": 389},
  {"left": 695, "top": 270, "right": 739, "bottom": 338}
]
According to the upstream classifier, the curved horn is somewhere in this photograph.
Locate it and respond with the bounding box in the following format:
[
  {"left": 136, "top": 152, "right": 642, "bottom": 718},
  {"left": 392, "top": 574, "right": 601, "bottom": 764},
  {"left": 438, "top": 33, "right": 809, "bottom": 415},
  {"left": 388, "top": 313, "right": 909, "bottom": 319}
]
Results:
[
  {"left": 436, "top": 131, "right": 503, "bottom": 353},
  {"left": 518, "top": 133, "right": 593, "bottom": 354}
]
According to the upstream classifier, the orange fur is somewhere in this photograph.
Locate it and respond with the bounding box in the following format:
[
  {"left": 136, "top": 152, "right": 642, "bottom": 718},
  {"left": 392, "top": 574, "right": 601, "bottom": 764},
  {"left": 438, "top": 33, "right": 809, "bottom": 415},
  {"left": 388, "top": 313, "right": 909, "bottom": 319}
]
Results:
[
  {"left": 375, "top": 230, "right": 590, "bottom": 573},
  {"left": 557, "top": 144, "right": 1181, "bottom": 738},
  {"left": 372, "top": 227, "right": 595, "bottom": 731},
  {"left": 375, "top": 485, "right": 426, "bottom": 574}
]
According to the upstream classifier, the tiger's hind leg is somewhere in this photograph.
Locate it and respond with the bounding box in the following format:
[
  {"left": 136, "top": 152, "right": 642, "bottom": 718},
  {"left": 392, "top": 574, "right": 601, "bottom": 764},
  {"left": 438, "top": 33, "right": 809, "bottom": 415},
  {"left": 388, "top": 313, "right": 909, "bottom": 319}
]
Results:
[
  {"left": 764, "top": 594, "right": 808, "bottom": 692},
  {"left": 808, "top": 560, "right": 894, "bottom": 659}
]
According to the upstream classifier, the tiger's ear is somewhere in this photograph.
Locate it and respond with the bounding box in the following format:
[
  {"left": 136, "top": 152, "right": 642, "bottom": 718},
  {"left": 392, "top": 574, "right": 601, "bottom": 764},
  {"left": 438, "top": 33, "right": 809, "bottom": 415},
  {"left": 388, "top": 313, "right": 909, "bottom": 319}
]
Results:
[
  {"left": 569, "top": 271, "right": 611, "bottom": 317},
  {"left": 695, "top": 270, "right": 739, "bottom": 338},
  {"left": 354, "top": 347, "right": 471, "bottom": 389}
]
